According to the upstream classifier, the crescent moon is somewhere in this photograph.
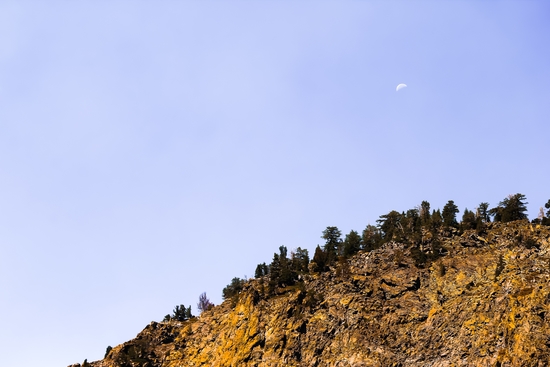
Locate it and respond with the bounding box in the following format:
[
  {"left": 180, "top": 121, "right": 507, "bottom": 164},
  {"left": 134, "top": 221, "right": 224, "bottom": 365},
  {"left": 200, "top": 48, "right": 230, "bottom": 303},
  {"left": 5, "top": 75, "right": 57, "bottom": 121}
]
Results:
[{"left": 396, "top": 83, "right": 407, "bottom": 92}]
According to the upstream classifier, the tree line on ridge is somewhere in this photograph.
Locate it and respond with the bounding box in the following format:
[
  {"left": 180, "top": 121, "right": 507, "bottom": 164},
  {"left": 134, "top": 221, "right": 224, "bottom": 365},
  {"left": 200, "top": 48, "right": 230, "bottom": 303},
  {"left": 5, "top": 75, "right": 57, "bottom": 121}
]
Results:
[
  {"left": 222, "top": 194, "right": 550, "bottom": 303},
  {"left": 163, "top": 194, "right": 550, "bottom": 319}
]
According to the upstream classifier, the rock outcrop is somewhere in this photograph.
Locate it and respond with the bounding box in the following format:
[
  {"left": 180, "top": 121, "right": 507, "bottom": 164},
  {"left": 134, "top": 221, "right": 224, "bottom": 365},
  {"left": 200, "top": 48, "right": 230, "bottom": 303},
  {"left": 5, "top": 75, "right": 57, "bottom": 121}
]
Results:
[{"left": 73, "top": 221, "right": 550, "bottom": 367}]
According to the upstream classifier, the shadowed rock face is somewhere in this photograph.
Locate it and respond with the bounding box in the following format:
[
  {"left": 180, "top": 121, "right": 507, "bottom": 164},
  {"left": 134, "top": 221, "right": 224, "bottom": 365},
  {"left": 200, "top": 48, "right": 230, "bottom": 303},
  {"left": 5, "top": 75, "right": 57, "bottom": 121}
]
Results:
[{"left": 73, "top": 221, "right": 550, "bottom": 367}]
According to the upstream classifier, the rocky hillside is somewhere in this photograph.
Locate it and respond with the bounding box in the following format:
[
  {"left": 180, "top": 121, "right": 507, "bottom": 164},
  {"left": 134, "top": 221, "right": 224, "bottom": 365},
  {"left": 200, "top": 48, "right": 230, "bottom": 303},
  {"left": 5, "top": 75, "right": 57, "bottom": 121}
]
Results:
[{"left": 71, "top": 221, "right": 550, "bottom": 367}]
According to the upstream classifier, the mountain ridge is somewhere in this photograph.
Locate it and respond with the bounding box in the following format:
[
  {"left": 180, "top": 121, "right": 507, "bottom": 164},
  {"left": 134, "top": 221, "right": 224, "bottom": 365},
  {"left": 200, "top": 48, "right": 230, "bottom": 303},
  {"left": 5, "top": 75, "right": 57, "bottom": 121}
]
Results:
[{"left": 71, "top": 220, "right": 550, "bottom": 367}]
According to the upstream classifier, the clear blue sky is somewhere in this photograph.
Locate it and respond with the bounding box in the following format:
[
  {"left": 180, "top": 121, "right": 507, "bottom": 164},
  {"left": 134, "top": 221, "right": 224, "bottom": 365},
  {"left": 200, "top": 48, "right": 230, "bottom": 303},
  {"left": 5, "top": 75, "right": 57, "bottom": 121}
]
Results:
[{"left": 1, "top": 2, "right": 548, "bottom": 366}]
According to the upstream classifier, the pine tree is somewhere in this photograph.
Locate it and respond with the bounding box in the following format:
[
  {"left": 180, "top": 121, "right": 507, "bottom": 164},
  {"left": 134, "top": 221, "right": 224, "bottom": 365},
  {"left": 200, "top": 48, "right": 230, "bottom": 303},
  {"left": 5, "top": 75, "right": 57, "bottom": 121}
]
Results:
[
  {"left": 268, "top": 253, "right": 281, "bottom": 290},
  {"left": 322, "top": 226, "right": 342, "bottom": 265},
  {"left": 278, "top": 246, "right": 294, "bottom": 286},
  {"left": 311, "top": 245, "right": 327, "bottom": 272},
  {"left": 489, "top": 194, "right": 528, "bottom": 222},
  {"left": 185, "top": 305, "right": 193, "bottom": 319},
  {"left": 343, "top": 230, "right": 362, "bottom": 257},
  {"left": 404, "top": 208, "right": 421, "bottom": 238},
  {"left": 291, "top": 247, "right": 309, "bottom": 273},
  {"left": 172, "top": 304, "right": 189, "bottom": 321},
  {"left": 377, "top": 210, "right": 403, "bottom": 243},
  {"left": 254, "top": 262, "right": 269, "bottom": 278},
  {"left": 222, "top": 277, "right": 245, "bottom": 300},
  {"left": 475, "top": 215, "right": 486, "bottom": 234},
  {"left": 431, "top": 209, "right": 443, "bottom": 230},
  {"left": 477, "top": 202, "right": 490, "bottom": 222},
  {"left": 420, "top": 201, "right": 431, "bottom": 227},
  {"left": 461, "top": 208, "right": 477, "bottom": 230},
  {"left": 442, "top": 200, "right": 459, "bottom": 228},
  {"left": 362, "top": 224, "right": 382, "bottom": 251}
]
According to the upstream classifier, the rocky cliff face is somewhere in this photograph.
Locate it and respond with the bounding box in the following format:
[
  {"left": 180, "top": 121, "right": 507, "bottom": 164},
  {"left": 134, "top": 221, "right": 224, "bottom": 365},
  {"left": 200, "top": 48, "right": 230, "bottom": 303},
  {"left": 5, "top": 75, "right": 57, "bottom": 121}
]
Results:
[{"left": 72, "top": 221, "right": 550, "bottom": 367}]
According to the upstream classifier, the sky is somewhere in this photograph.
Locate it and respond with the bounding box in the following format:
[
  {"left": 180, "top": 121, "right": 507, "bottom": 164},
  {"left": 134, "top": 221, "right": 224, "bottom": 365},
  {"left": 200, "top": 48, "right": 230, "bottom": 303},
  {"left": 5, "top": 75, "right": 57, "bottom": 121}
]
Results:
[{"left": 0, "top": 1, "right": 549, "bottom": 366}]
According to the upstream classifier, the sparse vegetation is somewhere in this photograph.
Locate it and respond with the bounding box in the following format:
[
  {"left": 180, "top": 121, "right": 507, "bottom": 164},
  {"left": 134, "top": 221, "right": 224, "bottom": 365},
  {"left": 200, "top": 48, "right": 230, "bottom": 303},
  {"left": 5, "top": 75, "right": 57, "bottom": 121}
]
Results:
[
  {"left": 197, "top": 292, "right": 214, "bottom": 313},
  {"left": 222, "top": 277, "right": 246, "bottom": 305},
  {"left": 93, "top": 195, "right": 550, "bottom": 367},
  {"left": 219, "top": 193, "right": 548, "bottom": 306},
  {"left": 165, "top": 304, "right": 193, "bottom": 322}
]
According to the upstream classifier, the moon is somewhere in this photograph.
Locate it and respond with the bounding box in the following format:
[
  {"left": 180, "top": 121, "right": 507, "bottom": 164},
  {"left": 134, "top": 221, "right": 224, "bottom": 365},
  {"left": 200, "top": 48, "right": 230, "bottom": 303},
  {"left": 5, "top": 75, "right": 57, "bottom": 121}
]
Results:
[{"left": 396, "top": 83, "right": 407, "bottom": 92}]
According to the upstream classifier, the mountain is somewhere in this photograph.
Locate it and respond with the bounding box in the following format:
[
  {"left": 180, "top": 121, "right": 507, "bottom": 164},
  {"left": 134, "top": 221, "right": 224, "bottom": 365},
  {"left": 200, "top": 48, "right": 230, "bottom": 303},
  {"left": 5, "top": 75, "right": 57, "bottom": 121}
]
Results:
[{"left": 70, "top": 221, "right": 550, "bottom": 367}]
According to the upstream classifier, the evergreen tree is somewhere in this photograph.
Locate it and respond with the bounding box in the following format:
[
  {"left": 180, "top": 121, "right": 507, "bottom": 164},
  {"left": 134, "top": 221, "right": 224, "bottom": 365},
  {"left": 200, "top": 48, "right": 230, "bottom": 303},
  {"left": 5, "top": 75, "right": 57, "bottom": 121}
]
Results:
[
  {"left": 343, "top": 230, "right": 362, "bottom": 257},
  {"left": 404, "top": 208, "right": 420, "bottom": 235},
  {"left": 431, "top": 209, "right": 443, "bottom": 230},
  {"left": 461, "top": 208, "right": 477, "bottom": 230},
  {"left": 475, "top": 215, "right": 486, "bottom": 234},
  {"left": 222, "top": 277, "right": 245, "bottom": 300},
  {"left": 442, "top": 200, "right": 459, "bottom": 228},
  {"left": 277, "top": 245, "right": 294, "bottom": 286},
  {"left": 268, "top": 246, "right": 295, "bottom": 289},
  {"left": 322, "top": 226, "right": 342, "bottom": 265},
  {"left": 362, "top": 224, "right": 382, "bottom": 251},
  {"left": 185, "top": 305, "right": 193, "bottom": 319},
  {"left": 291, "top": 247, "right": 309, "bottom": 273},
  {"left": 311, "top": 245, "right": 328, "bottom": 272},
  {"left": 268, "top": 253, "right": 281, "bottom": 290},
  {"left": 419, "top": 201, "right": 431, "bottom": 227},
  {"left": 254, "top": 262, "right": 269, "bottom": 278},
  {"left": 377, "top": 210, "right": 403, "bottom": 242},
  {"left": 489, "top": 193, "right": 528, "bottom": 222},
  {"left": 477, "top": 202, "right": 491, "bottom": 222},
  {"left": 172, "top": 304, "right": 192, "bottom": 321}
]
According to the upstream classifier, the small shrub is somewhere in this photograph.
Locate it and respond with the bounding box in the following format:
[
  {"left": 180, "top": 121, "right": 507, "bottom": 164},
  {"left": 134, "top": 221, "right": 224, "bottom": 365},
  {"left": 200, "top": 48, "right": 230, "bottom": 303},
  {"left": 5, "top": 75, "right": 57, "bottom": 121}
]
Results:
[
  {"left": 222, "top": 277, "right": 245, "bottom": 300},
  {"left": 172, "top": 304, "right": 193, "bottom": 321},
  {"left": 105, "top": 345, "right": 113, "bottom": 358},
  {"left": 197, "top": 292, "right": 214, "bottom": 313}
]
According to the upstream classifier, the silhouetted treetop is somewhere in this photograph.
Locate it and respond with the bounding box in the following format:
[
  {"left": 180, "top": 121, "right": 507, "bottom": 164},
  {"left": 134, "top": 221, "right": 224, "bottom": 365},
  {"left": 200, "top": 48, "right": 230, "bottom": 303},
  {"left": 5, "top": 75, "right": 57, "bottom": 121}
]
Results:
[
  {"left": 489, "top": 193, "right": 528, "bottom": 222},
  {"left": 442, "top": 200, "right": 459, "bottom": 228},
  {"left": 478, "top": 202, "right": 491, "bottom": 223},
  {"left": 322, "top": 226, "right": 342, "bottom": 264},
  {"left": 343, "top": 230, "right": 362, "bottom": 258}
]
